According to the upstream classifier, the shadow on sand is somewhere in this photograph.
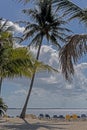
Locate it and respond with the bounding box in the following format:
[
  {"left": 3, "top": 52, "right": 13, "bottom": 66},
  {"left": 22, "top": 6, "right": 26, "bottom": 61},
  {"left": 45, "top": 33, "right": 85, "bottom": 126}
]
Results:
[{"left": 2, "top": 118, "right": 69, "bottom": 130}]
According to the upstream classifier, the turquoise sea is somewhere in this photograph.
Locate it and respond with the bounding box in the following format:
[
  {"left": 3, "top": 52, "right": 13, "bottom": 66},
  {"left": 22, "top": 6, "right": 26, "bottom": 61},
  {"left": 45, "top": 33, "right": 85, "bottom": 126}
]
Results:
[{"left": 7, "top": 108, "right": 87, "bottom": 117}]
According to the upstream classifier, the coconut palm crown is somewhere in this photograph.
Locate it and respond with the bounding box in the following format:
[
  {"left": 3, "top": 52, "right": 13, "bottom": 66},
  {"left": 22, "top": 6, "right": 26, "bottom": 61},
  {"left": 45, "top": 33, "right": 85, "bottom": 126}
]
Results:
[{"left": 22, "top": 0, "right": 70, "bottom": 49}]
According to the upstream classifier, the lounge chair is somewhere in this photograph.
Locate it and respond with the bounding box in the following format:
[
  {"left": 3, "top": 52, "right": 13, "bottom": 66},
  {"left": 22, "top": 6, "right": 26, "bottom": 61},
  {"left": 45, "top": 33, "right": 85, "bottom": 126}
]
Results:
[
  {"left": 65, "top": 115, "right": 71, "bottom": 121},
  {"left": 58, "top": 115, "right": 65, "bottom": 119},
  {"left": 38, "top": 114, "right": 44, "bottom": 119},
  {"left": 45, "top": 114, "right": 50, "bottom": 119},
  {"left": 72, "top": 114, "right": 78, "bottom": 120},
  {"left": 81, "top": 114, "right": 87, "bottom": 120},
  {"left": 53, "top": 115, "right": 58, "bottom": 119}
]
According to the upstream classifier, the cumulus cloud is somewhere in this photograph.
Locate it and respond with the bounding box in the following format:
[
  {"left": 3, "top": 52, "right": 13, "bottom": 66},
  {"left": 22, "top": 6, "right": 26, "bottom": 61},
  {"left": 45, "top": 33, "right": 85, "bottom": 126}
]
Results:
[
  {"left": 1, "top": 19, "right": 25, "bottom": 33},
  {"left": 1, "top": 19, "right": 25, "bottom": 48}
]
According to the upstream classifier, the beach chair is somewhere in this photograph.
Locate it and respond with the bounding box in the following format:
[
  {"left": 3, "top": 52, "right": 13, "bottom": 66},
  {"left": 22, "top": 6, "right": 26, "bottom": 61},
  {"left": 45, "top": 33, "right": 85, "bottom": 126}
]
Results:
[
  {"left": 45, "top": 114, "right": 50, "bottom": 119},
  {"left": 65, "top": 115, "right": 71, "bottom": 121},
  {"left": 77, "top": 115, "right": 80, "bottom": 118},
  {"left": 53, "top": 115, "right": 58, "bottom": 119},
  {"left": 81, "top": 114, "right": 87, "bottom": 120},
  {"left": 72, "top": 114, "right": 78, "bottom": 120},
  {"left": 58, "top": 115, "right": 65, "bottom": 120},
  {"left": 38, "top": 114, "right": 44, "bottom": 119}
]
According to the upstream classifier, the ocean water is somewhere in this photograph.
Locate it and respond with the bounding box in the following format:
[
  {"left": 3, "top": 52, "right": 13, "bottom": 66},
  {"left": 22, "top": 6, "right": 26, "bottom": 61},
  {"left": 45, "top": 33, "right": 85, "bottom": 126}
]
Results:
[{"left": 7, "top": 108, "right": 87, "bottom": 117}]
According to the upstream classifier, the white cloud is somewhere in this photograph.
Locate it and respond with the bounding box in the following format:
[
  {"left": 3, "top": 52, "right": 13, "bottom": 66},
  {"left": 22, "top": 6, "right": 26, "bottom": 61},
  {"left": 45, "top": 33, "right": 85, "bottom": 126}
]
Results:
[
  {"left": 1, "top": 19, "right": 25, "bottom": 33},
  {"left": 14, "top": 89, "right": 27, "bottom": 95},
  {"left": 30, "top": 45, "right": 59, "bottom": 67},
  {"left": 41, "top": 75, "right": 59, "bottom": 84},
  {"left": 1, "top": 19, "right": 25, "bottom": 48}
]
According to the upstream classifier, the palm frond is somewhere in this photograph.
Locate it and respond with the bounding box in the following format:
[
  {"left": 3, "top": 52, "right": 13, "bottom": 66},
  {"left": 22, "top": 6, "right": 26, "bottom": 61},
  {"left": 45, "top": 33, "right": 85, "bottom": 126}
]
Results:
[
  {"left": 53, "top": 0, "right": 82, "bottom": 18},
  {"left": 0, "top": 47, "right": 34, "bottom": 78},
  {"left": 48, "top": 33, "right": 61, "bottom": 49},
  {"left": 34, "top": 60, "right": 59, "bottom": 73},
  {"left": 28, "top": 33, "right": 42, "bottom": 47},
  {"left": 23, "top": 27, "right": 39, "bottom": 40},
  {"left": 0, "top": 19, "right": 8, "bottom": 32},
  {"left": 69, "top": 8, "right": 87, "bottom": 25},
  {"left": 12, "top": 36, "right": 23, "bottom": 43},
  {"left": 59, "top": 34, "right": 87, "bottom": 81},
  {"left": 17, "top": 0, "right": 30, "bottom": 4}
]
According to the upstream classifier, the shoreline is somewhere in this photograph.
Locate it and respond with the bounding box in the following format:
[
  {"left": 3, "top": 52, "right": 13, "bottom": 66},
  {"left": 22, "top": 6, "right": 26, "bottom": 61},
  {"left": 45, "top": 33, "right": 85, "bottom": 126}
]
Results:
[
  {"left": 7, "top": 108, "right": 87, "bottom": 118},
  {"left": 7, "top": 107, "right": 87, "bottom": 109}
]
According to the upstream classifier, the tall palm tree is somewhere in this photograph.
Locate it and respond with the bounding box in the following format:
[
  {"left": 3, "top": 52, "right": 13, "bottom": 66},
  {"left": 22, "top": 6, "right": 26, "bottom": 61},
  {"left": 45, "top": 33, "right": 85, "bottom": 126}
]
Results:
[{"left": 19, "top": 0, "right": 70, "bottom": 118}]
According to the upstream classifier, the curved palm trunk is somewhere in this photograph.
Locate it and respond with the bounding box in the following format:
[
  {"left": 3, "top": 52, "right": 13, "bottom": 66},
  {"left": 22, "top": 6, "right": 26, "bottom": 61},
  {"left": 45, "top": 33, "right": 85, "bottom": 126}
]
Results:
[
  {"left": 0, "top": 77, "right": 3, "bottom": 96},
  {"left": 20, "top": 38, "right": 43, "bottom": 119}
]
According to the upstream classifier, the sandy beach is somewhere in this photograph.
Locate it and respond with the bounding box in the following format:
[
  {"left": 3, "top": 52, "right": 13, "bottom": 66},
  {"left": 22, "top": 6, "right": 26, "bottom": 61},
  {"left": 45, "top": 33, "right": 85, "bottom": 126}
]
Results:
[{"left": 0, "top": 116, "right": 87, "bottom": 130}]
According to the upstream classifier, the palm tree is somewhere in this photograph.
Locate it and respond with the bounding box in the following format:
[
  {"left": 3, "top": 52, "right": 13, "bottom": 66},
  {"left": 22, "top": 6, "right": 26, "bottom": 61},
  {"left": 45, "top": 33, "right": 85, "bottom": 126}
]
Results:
[
  {"left": 19, "top": 0, "right": 70, "bottom": 118},
  {"left": 0, "top": 35, "right": 57, "bottom": 95},
  {"left": 0, "top": 45, "right": 33, "bottom": 95},
  {"left": 0, "top": 18, "right": 57, "bottom": 95},
  {"left": 0, "top": 19, "right": 27, "bottom": 95},
  {"left": 51, "top": 0, "right": 87, "bottom": 81}
]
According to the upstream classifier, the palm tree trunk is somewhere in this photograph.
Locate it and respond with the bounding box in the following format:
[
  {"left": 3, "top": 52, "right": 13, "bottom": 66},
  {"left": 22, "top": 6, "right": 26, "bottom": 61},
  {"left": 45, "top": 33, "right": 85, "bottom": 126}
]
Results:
[
  {"left": 0, "top": 77, "right": 2, "bottom": 96},
  {"left": 20, "top": 38, "right": 43, "bottom": 119}
]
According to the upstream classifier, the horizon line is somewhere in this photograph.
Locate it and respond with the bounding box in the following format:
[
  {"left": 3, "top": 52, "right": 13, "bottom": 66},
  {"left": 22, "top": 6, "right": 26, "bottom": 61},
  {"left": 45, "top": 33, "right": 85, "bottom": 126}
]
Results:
[{"left": 8, "top": 107, "right": 87, "bottom": 109}]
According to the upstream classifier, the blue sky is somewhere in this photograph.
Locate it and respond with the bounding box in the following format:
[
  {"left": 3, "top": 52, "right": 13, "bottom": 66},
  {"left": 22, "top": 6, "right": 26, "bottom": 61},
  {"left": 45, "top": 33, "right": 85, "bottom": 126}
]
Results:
[{"left": 0, "top": 0, "right": 87, "bottom": 109}]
